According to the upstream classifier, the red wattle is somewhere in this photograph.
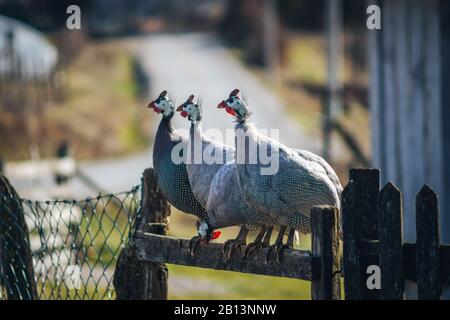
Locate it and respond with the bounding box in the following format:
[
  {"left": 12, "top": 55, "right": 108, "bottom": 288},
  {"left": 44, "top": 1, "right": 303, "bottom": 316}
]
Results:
[
  {"left": 211, "top": 231, "right": 221, "bottom": 240},
  {"left": 225, "top": 107, "right": 236, "bottom": 116},
  {"left": 181, "top": 111, "right": 188, "bottom": 118},
  {"left": 153, "top": 107, "right": 161, "bottom": 113}
]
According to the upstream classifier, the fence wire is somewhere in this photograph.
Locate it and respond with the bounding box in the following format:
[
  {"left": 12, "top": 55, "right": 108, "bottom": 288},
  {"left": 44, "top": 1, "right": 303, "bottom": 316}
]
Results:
[{"left": 0, "top": 185, "right": 141, "bottom": 300}]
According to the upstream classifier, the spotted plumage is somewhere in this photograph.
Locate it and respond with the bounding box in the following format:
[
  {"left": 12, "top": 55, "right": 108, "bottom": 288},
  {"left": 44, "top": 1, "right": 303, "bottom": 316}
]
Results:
[
  {"left": 206, "top": 160, "right": 279, "bottom": 230},
  {"left": 149, "top": 91, "right": 205, "bottom": 218},
  {"left": 178, "top": 96, "right": 235, "bottom": 208},
  {"left": 178, "top": 96, "right": 277, "bottom": 237},
  {"left": 220, "top": 90, "right": 342, "bottom": 234}
]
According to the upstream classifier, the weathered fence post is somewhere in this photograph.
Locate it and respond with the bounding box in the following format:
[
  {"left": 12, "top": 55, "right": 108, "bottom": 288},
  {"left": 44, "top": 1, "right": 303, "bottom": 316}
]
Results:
[
  {"left": 342, "top": 168, "right": 380, "bottom": 299},
  {"left": 113, "top": 168, "right": 170, "bottom": 300},
  {"left": 416, "top": 185, "right": 441, "bottom": 300},
  {"left": 0, "top": 174, "right": 37, "bottom": 300},
  {"left": 311, "top": 205, "right": 340, "bottom": 300},
  {"left": 378, "top": 182, "right": 403, "bottom": 299}
]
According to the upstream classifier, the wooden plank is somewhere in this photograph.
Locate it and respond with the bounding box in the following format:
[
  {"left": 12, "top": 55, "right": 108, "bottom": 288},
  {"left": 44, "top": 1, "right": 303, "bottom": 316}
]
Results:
[
  {"left": 358, "top": 241, "right": 450, "bottom": 286},
  {"left": 416, "top": 185, "right": 441, "bottom": 299},
  {"left": 134, "top": 232, "right": 317, "bottom": 281},
  {"left": 367, "top": 0, "right": 383, "bottom": 172},
  {"left": 440, "top": 245, "right": 450, "bottom": 285},
  {"left": 382, "top": 0, "right": 400, "bottom": 185},
  {"left": 378, "top": 182, "right": 404, "bottom": 299},
  {"left": 344, "top": 169, "right": 380, "bottom": 300},
  {"left": 423, "top": 0, "right": 443, "bottom": 225},
  {"left": 402, "top": 243, "right": 417, "bottom": 283},
  {"left": 342, "top": 181, "right": 362, "bottom": 299},
  {"left": 113, "top": 168, "right": 171, "bottom": 300},
  {"left": 441, "top": 0, "right": 450, "bottom": 244},
  {"left": 262, "top": 0, "right": 280, "bottom": 82},
  {"left": 311, "top": 206, "right": 340, "bottom": 300},
  {"left": 396, "top": 0, "right": 415, "bottom": 245},
  {"left": 349, "top": 168, "right": 380, "bottom": 238}
]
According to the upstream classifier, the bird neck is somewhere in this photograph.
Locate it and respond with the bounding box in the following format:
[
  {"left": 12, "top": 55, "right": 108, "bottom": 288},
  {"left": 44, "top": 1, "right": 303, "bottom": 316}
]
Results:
[
  {"left": 161, "top": 114, "right": 175, "bottom": 134},
  {"left": 154, "top": 115, "right": 181, "bottom": 152},
  {"left": 234, "top": 121, "right": 258, "bottom": 165},
  {"left": 190, "top": 121, "right": 203, "bottom": 138}
]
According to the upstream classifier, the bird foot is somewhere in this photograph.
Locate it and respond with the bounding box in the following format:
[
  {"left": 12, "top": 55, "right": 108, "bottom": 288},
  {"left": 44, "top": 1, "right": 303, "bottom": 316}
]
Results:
[
  {"left": 274, "top": 244, "right": 293, "bottom": 263},
  {"left": 243, "top": 241, "right": 267, "bottom": 259},
  {"left": 222, "top": 239, "right": 234, "bottom": 256},
  {"left": 223, "top": 239, "right": 246, "bottom": 260},
  {"left": 188, "top": 236, "right": 204, "bottom": 256},
  {"left": 265, "top": 243, "right": 283, "bottom": 264}
]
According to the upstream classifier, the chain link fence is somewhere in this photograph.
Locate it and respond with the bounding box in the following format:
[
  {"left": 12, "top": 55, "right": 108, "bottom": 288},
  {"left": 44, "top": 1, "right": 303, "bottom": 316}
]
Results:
[{"left": 0, "top": 177, "right": 141, "bottom": 300}]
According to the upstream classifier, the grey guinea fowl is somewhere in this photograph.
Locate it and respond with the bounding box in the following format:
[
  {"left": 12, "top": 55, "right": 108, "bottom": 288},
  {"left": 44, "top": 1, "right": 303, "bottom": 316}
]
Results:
[
  {"left": 205, "top": 160, "right": 280, "bottom": 260},
  {"left": 176, "top": 95, "right": 263, "bottom": 257},
  {"left": 218, "top": 89, "right": 343, "bottom": 261},
  {"left": 148, "top": 90, "right": 205, "bottom": 218},
  {"left": 176, "top": 95, "right": 235, "bottom": 208}
]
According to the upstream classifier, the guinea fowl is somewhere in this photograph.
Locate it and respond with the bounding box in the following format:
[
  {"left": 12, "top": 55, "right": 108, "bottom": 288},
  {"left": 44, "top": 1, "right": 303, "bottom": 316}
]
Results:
[
  {"left": 148, "top": 90, "right": 205, "bottom": 219},
  {"left": 218, "top": 89, "right": 343, "bottom": 261},
  {"left": 177, "top": 96, "right": 278, "bottom": 258},
  {"left": 176, "top": 95, "right": 234, "bottom": 208},
  {"left": 176, "top": 95, "right": 251, "bottom": 256}
]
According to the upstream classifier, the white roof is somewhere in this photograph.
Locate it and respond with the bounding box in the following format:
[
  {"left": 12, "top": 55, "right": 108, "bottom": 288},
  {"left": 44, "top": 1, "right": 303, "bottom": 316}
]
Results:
[{"left": 0, "top": 15, "right": 58, "bottom": 77}]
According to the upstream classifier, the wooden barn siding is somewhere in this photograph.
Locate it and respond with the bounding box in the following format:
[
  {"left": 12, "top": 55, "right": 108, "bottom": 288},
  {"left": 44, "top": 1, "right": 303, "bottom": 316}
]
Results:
[
  {"left": 368, "top": 0, "right": 446, "bottom": 242},
  {"left": 441, "top": 1, "right": 450, "bottom": 244}
]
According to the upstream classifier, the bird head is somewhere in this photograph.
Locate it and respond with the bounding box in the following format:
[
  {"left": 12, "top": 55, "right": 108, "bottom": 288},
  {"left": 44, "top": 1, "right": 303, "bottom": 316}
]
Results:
[
  {"left": 197, "top": 220, "right": 221, "bottom": 243},
  {"left": 217, "top": 89, "right": 249, "bottom": 121},
  {"left": 177, "top": 94, "right": 202, "bottom": 123},
  {"left": 147, "top": 90, "right": 174, "bottom": 117}
]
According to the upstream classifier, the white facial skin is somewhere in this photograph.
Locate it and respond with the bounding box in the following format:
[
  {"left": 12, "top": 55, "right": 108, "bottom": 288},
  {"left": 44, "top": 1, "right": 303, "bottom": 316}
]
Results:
[
  {"left": 155, "top": 97, "right": 174, "bottom": 117},
  {"left": 225, "top": 96, "right": 247, "bottom": 119},
  {"left": 183, "top": 102, "right": 201, "bottom": 123},
  {"left": 198, "top": 220, "right": 210, "bottom": 238}
]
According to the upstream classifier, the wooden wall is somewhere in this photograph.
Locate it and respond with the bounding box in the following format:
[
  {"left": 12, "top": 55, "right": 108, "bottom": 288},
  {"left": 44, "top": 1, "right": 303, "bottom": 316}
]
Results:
[{"left": 368, "top": 0, "right": 449, "bottom": 242}]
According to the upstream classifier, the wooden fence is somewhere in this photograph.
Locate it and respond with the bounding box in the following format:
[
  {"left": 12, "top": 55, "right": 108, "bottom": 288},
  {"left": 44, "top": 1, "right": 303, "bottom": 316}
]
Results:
[
  {"left": 114, "top": 167, "right": 449, "bottom": 300},
  {"left": 1, "top": 167, "right": 449, "bottom": 299},
  {"left": 112, "top": 168, "right": 341, "bottom": 300},
  {"left": 343, "top": 168, "right": 450, "bottom": 299}
]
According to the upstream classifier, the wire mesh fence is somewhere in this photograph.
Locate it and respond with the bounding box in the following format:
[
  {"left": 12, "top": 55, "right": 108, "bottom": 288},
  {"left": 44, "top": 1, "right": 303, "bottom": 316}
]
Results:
[{"left": 0, "top": 183, "right": 141, "bottom": 300}]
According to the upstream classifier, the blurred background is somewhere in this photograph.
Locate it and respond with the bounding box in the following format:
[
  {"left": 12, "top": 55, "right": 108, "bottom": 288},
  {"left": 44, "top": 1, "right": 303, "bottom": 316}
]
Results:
[{"left": 0, "top": 0, "right": 448, "bottom": 299}]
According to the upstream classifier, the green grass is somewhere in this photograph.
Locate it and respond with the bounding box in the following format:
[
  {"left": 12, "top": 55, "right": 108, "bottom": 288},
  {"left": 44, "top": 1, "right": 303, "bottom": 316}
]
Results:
[
  {"left": 31, "top": 195, "right": 138, "bottom": 300},
  {"left": 37, "top": 279, "right": 115, "bottom": 300},
  {"left": 168, "top": 264, "right": 311, "bottom": 300},
  {"left": 77, "top": 197, "right": 137, "bottom": 267}
]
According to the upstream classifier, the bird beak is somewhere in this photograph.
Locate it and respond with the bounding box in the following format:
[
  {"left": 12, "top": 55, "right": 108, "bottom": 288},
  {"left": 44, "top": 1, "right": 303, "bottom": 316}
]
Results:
[
  {"left": 148, "top": 101, "right": 156, "bottom": 109},
  {"left": 217, "top": 101, "right": 227, "bottom": 109},
  {"left": 176, "top": 105, "right": 183, "bottom": 112}
]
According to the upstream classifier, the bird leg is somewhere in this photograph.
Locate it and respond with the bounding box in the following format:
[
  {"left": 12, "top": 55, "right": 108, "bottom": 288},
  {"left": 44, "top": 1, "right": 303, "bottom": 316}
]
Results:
[
  {"left": 244, "top": 225, "right": 273, "bottom": 259},
  {"left": 265, "top": 226, "right": 287, "bottom": 263},
  {"left": 262, "top": 226, "right": 274, "bottom": 246},
  {"left": 275, "top": 228, "right": 296, "bottom": 262},
  {"left": 188, "top": 235, "right": 204, "bottom": 256},
  {"left": 222, "top": 226, "right": 249, "bottom": 260},
  {"left": 243, "top": 226, "right": 267, "bottom": 259}
]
